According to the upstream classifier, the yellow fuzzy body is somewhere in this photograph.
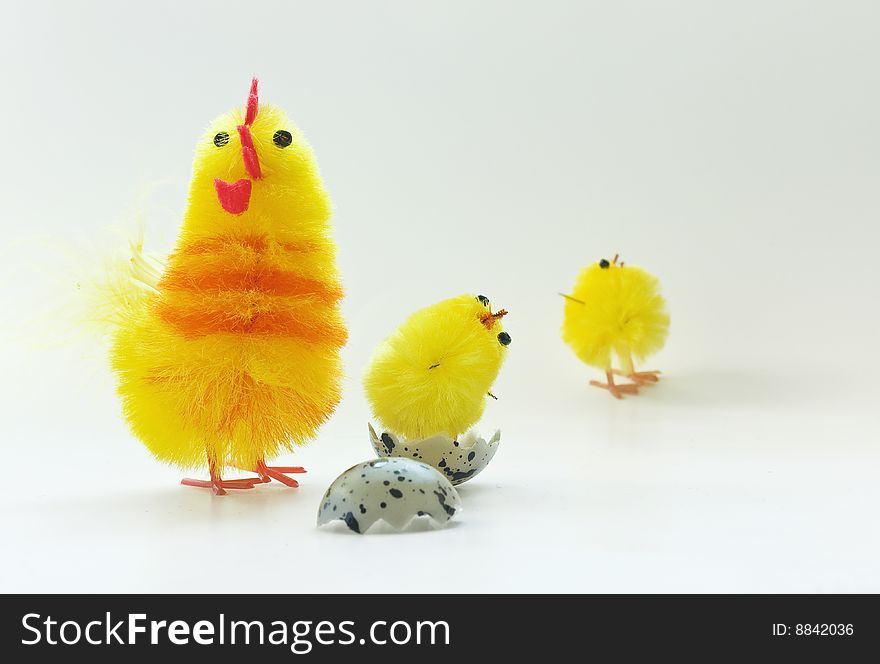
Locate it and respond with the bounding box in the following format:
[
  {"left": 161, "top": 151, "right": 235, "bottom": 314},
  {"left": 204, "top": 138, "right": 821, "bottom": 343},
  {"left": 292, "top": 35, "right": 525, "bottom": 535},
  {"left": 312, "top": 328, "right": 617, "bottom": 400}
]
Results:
[
  {"left": 108, "top": 99, "right": 345, "bottom": 471},
  {"left": 364, "top": 295, "right": 509, "bottom": 440},
  {"left": 562, "top": 261, "right": 669, "bottom": 373}
]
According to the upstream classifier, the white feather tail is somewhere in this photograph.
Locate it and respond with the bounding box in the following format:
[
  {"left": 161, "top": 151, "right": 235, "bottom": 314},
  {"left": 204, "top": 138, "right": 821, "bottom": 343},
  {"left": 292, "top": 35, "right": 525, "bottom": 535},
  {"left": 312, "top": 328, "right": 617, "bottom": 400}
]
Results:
[{"left": 83, "top": 229, "right": 165, "bottom": 336}]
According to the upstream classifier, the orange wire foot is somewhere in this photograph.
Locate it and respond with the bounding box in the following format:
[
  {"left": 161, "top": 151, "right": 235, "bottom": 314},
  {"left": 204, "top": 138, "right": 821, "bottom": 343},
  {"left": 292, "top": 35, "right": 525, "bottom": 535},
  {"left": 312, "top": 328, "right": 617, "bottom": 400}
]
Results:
[
  {"left": 180, "top": 476, "right": 258, "bottom": 496},
  {"left": 590, "top": 379, "right": 640, "bottom": 399},
  {"left": 613, "top": 369, "right": 661, "bottom": 385},
  {"left": 253, "top": 460, "right": 306, "bottom": 488},
  {"left": 592, "top": 369, "right": 646, "bottom": 399}
]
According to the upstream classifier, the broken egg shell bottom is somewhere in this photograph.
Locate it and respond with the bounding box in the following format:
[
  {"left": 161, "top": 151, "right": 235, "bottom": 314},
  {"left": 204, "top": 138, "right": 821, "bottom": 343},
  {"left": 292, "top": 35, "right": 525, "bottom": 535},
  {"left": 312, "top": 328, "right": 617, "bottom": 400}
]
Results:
[
  {"left": 317, "top": 458, "right": 462, "bottom": 534},
  {"left": 368, "top": 423, "right": 501, "bottom": 485}
]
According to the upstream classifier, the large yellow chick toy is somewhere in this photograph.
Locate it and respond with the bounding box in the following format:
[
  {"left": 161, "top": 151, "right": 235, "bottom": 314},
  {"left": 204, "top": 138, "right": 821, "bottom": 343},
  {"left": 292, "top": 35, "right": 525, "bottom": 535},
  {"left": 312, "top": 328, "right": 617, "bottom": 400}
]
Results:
[
  {"left": 105, "top": 79, "right": 346, "bottom": 494},
  {"left": 561, "top": 255, "right": 669, "bottom": 399},
  {"left": 364, "top": 294, "right": 511, "bottom": 440}
]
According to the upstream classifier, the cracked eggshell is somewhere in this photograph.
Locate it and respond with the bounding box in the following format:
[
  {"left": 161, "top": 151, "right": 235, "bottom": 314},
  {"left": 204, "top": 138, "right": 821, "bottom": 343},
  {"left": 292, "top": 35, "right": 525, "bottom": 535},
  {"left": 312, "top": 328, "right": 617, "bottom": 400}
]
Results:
[
  {"left": 369, "top": 423, "right": 501, "bottom": 485},
  {"left": 316, "top": 458, "right": 461, "bottom": 534}
]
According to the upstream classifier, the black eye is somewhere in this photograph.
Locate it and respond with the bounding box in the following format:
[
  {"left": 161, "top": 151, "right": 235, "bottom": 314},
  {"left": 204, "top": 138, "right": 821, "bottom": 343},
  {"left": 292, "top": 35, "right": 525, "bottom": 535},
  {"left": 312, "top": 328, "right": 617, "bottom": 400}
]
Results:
[
  {"left": 497, "top": 332, "right": 511, "bottom": 346},
  {"left": 599, "top": 259, "right": 610, "bottom": 269},
  {"left": 273, "top": 130, "right": 292, "bottom": 148},
  {"left": 477, "top": 295, "right": 490, "bottom": 306},
  {"left": 213, "top": 132, "right": 229, "bottom": 147}
]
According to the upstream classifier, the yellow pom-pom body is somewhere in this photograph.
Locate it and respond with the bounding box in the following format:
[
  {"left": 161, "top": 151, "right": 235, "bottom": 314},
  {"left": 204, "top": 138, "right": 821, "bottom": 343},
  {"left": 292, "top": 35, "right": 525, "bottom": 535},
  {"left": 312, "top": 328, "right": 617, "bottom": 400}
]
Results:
[
  {"left": 562, "top": 262, "right": 669, "bottom": 373},
  {"left": 109, "top": 100, "right": 346, "bottom": 471},
  {"left": 364, "top": 295, "right": 508, "bottom": 440}
]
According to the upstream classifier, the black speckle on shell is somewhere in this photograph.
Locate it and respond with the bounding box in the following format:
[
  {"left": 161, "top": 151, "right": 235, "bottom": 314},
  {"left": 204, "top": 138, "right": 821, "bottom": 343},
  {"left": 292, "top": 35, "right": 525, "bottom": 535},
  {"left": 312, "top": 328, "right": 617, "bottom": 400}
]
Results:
[
  {"left": 342, "top": 512, "right": 360, "bottom": 533},
  {"left": 433, "top": 490, "right": 456, "bottom": 517}
]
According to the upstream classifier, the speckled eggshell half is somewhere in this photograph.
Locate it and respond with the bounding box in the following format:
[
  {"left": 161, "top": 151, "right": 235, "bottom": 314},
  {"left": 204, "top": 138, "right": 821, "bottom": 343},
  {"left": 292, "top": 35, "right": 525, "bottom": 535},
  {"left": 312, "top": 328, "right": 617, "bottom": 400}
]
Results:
[
  {"left": 316, "top": 458, "right": 461, "bottom": 534},
  {"left": 368, "top": 423, "right": 501, "bottom": 485}
]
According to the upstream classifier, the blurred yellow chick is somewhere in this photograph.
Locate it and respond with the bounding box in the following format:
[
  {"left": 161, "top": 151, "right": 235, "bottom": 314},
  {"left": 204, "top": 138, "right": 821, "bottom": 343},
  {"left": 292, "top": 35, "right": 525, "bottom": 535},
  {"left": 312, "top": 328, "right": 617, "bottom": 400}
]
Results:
[
  {"left": 364, "top": 294, "right": 511, "bottom": 439},
  {"left": 561, "top": 255, "right": 669, "bottom": 399}
]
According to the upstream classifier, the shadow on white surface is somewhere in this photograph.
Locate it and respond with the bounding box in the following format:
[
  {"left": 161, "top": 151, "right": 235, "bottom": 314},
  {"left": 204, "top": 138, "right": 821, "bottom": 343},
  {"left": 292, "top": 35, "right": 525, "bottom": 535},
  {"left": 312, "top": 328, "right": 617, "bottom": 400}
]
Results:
[
  {"left": 317, "top": 518, "right": 462, "bottom": 536},
  {"left": 15, "top": 483, "right": 312, "bottom": 530},
  {"left": 453, "top": 483, "right": 504, "bottom": 499},
  {"left": 637, "top": 367, "right": 834, "bottom": 410}
]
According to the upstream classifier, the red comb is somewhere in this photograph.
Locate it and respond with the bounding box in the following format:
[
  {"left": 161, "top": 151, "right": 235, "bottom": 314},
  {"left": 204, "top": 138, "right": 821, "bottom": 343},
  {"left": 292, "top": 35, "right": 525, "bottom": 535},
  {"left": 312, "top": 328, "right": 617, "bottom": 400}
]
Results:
[{"left": 244, "top": 77, "right": 259, "bottom": 126}]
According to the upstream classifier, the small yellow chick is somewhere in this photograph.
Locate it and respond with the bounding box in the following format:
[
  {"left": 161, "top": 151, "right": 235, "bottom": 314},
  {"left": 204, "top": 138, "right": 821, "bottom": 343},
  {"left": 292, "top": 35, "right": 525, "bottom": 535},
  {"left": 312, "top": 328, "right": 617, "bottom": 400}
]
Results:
[
  {"left": 561, "top": 255, "right": 669, "bottom": 399},
  {"left": 364, "top": 294, "right": 511, "bottom": 440}
]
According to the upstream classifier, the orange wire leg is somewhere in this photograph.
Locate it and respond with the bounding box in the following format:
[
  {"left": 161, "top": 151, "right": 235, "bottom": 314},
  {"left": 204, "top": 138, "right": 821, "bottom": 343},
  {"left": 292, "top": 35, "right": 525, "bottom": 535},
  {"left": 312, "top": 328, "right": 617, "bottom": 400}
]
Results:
[
  {"left": 253, "top": 459, "right": 306, "bottom": 488},
  {"left": 181, "top": 456, "right": 258, "bottom": 496},
  {"left": 590, "top": 369, "right": 640, "bottom": 400}
]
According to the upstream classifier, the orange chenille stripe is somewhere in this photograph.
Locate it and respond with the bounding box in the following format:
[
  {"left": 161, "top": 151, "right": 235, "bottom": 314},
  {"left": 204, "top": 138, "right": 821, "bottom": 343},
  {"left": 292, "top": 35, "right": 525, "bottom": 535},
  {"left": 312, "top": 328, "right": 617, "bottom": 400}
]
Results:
[
  {"left": 178, "top": 235, "right": 320, "bottom": 256},
  {"left": 160, "top": 266, "right": 343, "bottom": 301},
  {"left": 156, "top": 303, "right": 349, "bottom": 344}
]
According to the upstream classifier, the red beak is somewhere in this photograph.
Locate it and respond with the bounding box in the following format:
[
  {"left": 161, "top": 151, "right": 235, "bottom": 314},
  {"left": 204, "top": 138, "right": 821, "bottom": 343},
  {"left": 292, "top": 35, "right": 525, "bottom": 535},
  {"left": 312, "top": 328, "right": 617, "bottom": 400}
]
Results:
[
  {"left": 214, "top": 178, "right": 252, "bottom": 215},
  {"left": 215, "top": 126, "right": 260, "bottom": 215},
  {"left": 214, "top": 78, "right": 262, "bottom": 215}
]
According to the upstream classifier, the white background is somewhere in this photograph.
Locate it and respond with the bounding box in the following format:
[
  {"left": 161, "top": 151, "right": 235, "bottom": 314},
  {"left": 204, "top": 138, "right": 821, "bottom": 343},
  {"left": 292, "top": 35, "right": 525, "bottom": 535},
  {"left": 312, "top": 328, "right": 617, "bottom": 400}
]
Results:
[{"left": 1, "top": 1, "right": 878, "bottom": 593}]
